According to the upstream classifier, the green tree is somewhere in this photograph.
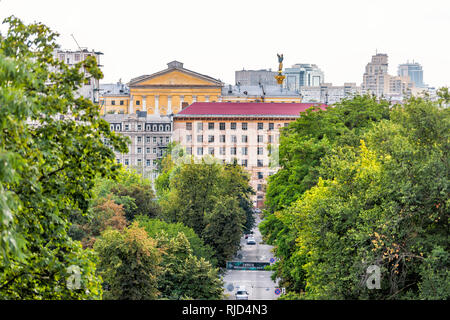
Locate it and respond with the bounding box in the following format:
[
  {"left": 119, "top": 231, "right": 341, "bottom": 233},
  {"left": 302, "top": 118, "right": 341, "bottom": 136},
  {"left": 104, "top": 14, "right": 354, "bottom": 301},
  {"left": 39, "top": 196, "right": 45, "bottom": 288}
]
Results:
[
  {"left": 155, "top": 232, "right": 223, "bottom": 299},
  {"left": 94, "top": 222, "right": 162, "bottom": 300},
  {"left": 135, "top": 215, "right": 216, "bottom": 266},
  {"left": 0, "top": 16, "right": 127, "bottom": 299}
]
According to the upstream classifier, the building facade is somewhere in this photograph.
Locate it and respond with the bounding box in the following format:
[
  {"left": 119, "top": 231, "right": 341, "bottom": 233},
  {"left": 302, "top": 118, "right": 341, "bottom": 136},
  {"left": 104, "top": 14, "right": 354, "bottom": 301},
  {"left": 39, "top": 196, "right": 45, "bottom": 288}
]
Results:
[
  {"left": 300, "top": 82, "right": 361, "bottom": 104},
  {"left": 235, "top": 69, "right": 278, "bottom": 86},
  {"left": 99, "top": 81, "right": 130, "bottom": 115},
  {"left": 54, "top": 48, "right": 103, "bottom": 103},
  {"left": 126, "top": 61, "right": 223, "bottom": 116},
  {"left": 103, "top": 113, "right": 172, "bottom": 181},
  {"left": 221, "top": 84, "right": 302, "bottom": 103},
  {"left": 283, "top": 63, "right": 324, "bottom": 92},
  {"left": 172, "top": 102, "right": 327, "bottom": 208},
  {"left": 398, "top": 61, "right": 425, "bottom": 88}
]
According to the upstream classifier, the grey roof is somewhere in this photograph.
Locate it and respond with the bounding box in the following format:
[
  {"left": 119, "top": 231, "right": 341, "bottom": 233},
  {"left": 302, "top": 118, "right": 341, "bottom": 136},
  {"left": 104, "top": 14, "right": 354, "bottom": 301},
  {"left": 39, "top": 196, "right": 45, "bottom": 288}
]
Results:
[
  {"left": 221, "top": 84, "right": 301, "bottom": 97},
  {"left": 99, "top": 82, "right": 130, "bottom": 96},
  {"left": 102, "top": 113, "right": 171, "bottom": 122}
]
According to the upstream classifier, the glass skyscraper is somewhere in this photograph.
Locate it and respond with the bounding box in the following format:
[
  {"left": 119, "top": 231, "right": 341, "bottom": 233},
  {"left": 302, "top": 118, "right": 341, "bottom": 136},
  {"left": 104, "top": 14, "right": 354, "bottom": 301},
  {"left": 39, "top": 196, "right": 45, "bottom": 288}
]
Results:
[{"left": 398, "top": 62, "right": 425, "bottom": 88}]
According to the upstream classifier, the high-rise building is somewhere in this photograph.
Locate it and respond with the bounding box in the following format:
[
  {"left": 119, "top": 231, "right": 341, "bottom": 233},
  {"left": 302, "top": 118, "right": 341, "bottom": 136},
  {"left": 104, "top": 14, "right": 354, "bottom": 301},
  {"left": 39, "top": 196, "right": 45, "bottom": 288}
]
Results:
[
  {"left": 362, "top": 53, "right": 389, "bottom": 97},
  {"left": 398, "top": 62, "right": 425, "bottom": 88},
  {"left": 283, "top": 63, "right": 324, "bottom": 92}
]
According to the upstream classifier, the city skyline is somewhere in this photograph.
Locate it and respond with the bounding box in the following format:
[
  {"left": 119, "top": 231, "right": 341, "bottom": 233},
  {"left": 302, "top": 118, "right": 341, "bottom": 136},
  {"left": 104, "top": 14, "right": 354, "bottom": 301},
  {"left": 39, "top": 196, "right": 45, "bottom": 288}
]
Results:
[{"left": 0, "top": 0, "right": 449, "bottom": 88}]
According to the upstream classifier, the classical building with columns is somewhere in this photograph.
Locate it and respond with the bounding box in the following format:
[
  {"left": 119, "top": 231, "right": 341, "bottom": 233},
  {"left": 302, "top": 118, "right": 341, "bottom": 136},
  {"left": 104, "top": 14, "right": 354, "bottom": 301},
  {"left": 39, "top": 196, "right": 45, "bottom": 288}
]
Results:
[{"left": 126, "top": 60, "right": 223, "bottom": 115}]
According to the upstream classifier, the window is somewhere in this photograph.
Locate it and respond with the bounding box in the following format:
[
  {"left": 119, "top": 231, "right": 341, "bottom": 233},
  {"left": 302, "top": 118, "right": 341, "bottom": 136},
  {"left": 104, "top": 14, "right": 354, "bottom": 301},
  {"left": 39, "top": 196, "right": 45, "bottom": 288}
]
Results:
[
  {"left": 153, "top": 137, "right": 157, "bottom": 143},
  {"left": 137, "top": 136, "right": 142, "bottom": 143},
  {"left": 197, "top": 123, "right": 203, "bottom": 132},
  {"left": 75, "top": 54, "right": 80, "bottom": 61},
  {"left": 186, "top": 122, "right": 192, "bottom": 130},
  {"left": 125, "top": 124, "right": 129, "bottom": 131},
  {"left": 208, "top": 135, "right": 214, "bottom": 143},
  {"left": 137, "top": 159, "right": 142, "bottom": 166},
  {"left": 257, "top": 147, "right": 263, "bottom": 155},
  {"left": 137, "top": 124, "right": 142, "bottom": 131},
  {"left": 241, "top": 147, "right": 248, "bottom": 155},
  {"left": 153, "top": 148, "right": 157, "bottom": 154},
  {"left": 186, "top": 135, "right": 192, "bottom": 143},
  {"left": 230, "top": 122, "right": 236, "bottom": 130},
  {"left": 124, "top": 159, "right": 129, "bottom": 166},
  {"left": 146, "top": 147, "right": 150, "bottom": 154},
  {"left": 257, "top": 135, "right": 263, "bottom": 143},
  {"left": 258, "top": 122, "right": 264, "bottom": 130},
  {"left": 241, "top": 135, "right": 248, "bottom": 143},
  {"left": 257, "top": 184, "right": 262, "bottom": 191},
  {"left": 186, "top": 147, "right": 192, "bottom": 155},
  {"left": 110, "top": 125, "right": 114, "bottom": 131},
  {"left": 166, "top": 125, "right": 170, "bottom": 131},
  {"left": 137, "top": 147, "right": 142, "bottom": 154},
  {"left": 146, "top": 136, "right": 150, "bottom": 143},
  {"left": 153, "top": 125, "right": 157, "bottom": 131},
  {"left": 242, "top": 122, "right": 248, "bottom": 130},
  {"left": 241, "top": 159, "right": 248, "bottom": 167},
  {"left": 231, "top": 135, "right": 237, "bottom": 143},
  {"left": 268, "top": 135, "right": 273, "bottom": 143},
  {"left": 257, "top": 159, "right": 263, "bottom": 167},
  {"left": 166, "top": 136, "right": 170, "bottom": 143},
  {"left": 111, "top": 100, "right": 116, "bottom": 105},
  {"left": 219, "top": 122, "right": 225, "bottom": 130},
  {"left": 197, "top": 135, "right": 203, "bottom": 143},
  {"left": 136, "top": 100, "right": 140, "bottom": 105},
  {"left": 230, "top": 147, "right": 237, "bottom": 155},
  {"left": 268, "top": 123, "right": 274, "bottom": 130},
  {"left": 116, "top": 124, "right": 120, "bottom": 131},
  {"left": 220, "top": 147, "right": 226, "bottom": 155},
  {"left": 120, "top": 100, "right": 124, "bottom": 105},
  {"left": 257, "top": 172, "right": 264, "bottom": 179},
  {"left": 146, "top": 159, "right": 151, "bottom": 167},
  {"left": 116, "top": 159, "right": 120, "bottom": 164},
  {"left": 208, "top": 122, "right": 214, "bottom": 130},
  {"left": 197, "top": 147, "right": 203, "bottom": 155},
  {"left": 219, "top": 135, "right": 226, "bottom": 143},
  {"left": 208, "top": 147, "right": 214, "bottom": 155}
]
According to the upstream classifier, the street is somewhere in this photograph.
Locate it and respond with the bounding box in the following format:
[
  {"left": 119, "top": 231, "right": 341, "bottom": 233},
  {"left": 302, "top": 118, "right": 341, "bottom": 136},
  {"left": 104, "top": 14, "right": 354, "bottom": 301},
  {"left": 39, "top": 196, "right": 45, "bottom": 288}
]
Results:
[{"left": 222, "top": 213, "right": 280, "bottom": 300}]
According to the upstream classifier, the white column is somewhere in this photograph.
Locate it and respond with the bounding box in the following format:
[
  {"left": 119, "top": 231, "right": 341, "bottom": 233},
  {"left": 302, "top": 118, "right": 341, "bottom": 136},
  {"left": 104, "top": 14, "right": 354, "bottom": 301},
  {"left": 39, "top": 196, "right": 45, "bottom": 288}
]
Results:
[
  {"left": 180, "top": 95, "right": 184, "bottom": 109},
  {"left": 142, "top": 95, "right": 147, "bottom": 112},
  {"left": 167, "top": 95, "right": 172, "bottom": 114},
  {"left": 129, "top": 95, "right": 134, "bottom": 114},
  {"left": 154, "top": 95, "right": 159, "bottom": 115}
]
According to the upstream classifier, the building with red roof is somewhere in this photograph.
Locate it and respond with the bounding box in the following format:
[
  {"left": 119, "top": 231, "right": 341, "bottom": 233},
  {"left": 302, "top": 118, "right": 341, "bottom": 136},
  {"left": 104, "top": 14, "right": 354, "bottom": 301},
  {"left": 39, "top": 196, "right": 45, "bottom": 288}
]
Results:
[{"left": 173, "top": 102, "right": 328, "bottom": 208}]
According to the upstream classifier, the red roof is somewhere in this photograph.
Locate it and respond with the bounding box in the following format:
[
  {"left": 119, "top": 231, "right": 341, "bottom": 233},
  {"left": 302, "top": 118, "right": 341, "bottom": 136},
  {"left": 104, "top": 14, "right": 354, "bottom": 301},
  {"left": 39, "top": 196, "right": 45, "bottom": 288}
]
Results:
[{"left": 175, "top": 102, "right": 328, "bottom": 117}]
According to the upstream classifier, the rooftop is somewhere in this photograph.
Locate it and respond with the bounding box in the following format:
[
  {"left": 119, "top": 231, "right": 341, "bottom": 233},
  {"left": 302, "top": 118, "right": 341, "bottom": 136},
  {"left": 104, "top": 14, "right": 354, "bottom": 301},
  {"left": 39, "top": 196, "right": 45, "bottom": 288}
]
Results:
[{"left": 174, "top": 102, "right": 328, "bottom": 118}]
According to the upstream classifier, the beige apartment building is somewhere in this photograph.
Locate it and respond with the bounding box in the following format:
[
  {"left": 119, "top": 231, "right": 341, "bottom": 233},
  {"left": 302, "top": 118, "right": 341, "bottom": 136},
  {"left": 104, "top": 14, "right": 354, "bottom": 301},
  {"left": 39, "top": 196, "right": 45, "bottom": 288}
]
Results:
[{"left": 172, "top": 101, "right": 327, "bottom": 208}]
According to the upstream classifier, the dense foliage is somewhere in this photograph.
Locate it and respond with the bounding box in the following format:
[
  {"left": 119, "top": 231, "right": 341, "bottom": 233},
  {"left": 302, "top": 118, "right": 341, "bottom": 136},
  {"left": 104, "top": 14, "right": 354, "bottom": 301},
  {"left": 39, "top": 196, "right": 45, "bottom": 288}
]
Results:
[
  {"left": 0, "top": 16, "right": 127, "bottom": 299},
  {"left": 156, "top": 155, "right": 255, "bottom": 266},
  {"left": 261, "top": 94, "right": 449, "bottom": 299}
]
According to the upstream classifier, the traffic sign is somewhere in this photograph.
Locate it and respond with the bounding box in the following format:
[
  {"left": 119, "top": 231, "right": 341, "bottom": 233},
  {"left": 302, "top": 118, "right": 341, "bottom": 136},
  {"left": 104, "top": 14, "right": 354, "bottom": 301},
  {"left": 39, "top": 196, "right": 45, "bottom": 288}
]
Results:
[
  {"left": 270, "top": 258, "right": 275, "bottom": 264},
  {"left": 274, "top": 288, "right": 281, "bottom": 295}
]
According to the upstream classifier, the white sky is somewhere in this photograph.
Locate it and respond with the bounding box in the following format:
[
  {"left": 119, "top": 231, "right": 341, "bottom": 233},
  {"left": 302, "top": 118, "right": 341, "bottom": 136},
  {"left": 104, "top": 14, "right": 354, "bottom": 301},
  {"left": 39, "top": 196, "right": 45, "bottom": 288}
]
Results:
[{"left": 1, "top": 0, "right": 449, "bottom": 88}]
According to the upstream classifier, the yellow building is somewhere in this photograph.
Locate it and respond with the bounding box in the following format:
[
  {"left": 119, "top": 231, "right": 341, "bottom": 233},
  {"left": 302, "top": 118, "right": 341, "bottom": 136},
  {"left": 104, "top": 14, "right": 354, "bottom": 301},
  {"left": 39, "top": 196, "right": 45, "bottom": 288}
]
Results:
[{"left": 127, "top": 61, "right": 223, "bottom": 115}]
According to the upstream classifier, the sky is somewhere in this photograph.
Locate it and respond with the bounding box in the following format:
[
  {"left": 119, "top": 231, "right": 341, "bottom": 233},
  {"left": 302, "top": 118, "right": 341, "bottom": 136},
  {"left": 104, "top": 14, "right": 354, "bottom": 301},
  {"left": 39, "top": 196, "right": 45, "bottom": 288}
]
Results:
[{"left": 1, "top": 0, "right": 449, "bottom": 88}]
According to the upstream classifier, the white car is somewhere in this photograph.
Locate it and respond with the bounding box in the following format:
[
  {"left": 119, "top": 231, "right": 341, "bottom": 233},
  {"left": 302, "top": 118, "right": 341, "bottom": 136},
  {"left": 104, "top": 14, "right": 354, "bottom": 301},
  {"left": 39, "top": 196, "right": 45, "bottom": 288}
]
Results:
[
  {"left": 235, "top": 286, "right": 249, "bottom": 300},
  {"left": 246, "top": 237, "right": 256, "bottom": 245}
]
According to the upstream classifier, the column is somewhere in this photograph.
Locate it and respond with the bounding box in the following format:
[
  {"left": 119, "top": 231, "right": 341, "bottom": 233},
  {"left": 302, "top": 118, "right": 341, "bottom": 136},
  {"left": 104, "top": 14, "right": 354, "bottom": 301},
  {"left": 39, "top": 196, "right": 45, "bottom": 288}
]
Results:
[
  {"left": 142, "top": 95, "right": 147, "bottom": 112},
  {"left": 154, "top": 95, "right": 159, "bottom": 115},
  {"left": 129, "top": 95, "right": 134, "bottom": 114},
  {"left": 167, "top": 95, "right": 172, "bottom": 114},
  {"left": 193, "top": 95, "right": 197, "bottom": 103}
]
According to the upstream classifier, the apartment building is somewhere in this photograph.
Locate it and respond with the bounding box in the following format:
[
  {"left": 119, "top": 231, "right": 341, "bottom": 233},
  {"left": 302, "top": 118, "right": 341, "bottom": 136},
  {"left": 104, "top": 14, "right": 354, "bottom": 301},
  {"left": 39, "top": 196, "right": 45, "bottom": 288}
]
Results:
[
  {"left": 103, "top": 112, "right": 172, "bottom": 181},
  {"left": 172, "top": 102, "right": 327, "bottom": 208}
]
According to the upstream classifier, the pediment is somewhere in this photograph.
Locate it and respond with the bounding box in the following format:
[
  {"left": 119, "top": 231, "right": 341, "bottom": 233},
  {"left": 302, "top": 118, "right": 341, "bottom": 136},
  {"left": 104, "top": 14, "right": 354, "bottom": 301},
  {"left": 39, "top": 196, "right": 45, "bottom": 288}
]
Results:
[{"left": 130, "top": 69, "right": 221, "bottom": 87}]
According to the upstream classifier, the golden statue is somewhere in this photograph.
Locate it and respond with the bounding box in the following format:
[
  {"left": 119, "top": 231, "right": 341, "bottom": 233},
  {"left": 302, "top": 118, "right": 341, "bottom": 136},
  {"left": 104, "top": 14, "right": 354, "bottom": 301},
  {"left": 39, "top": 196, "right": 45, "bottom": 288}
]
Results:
[{"left": 274, "top": 53, "right": 285, "bottom": 85}]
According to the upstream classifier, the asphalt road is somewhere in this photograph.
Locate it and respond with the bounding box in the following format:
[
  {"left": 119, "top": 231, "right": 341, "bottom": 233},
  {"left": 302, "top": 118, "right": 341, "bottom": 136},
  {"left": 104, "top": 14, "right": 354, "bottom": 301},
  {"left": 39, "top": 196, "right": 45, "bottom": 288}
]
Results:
[{"left": 222, "top": 214, "right": 280, "bottom": 300}]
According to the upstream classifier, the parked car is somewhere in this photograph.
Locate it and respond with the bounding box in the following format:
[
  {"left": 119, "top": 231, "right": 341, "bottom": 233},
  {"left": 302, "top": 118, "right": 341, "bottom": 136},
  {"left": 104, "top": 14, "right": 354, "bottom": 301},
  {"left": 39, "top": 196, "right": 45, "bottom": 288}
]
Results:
[
  {"left": 246, "top": 237, "right": 256, "bottom": 245},
  {"left": 235, "top": 286, "right": 249, "bottom": 300},
  {"left": 244, "top": 231, "right": 254, "bottom": 239}
]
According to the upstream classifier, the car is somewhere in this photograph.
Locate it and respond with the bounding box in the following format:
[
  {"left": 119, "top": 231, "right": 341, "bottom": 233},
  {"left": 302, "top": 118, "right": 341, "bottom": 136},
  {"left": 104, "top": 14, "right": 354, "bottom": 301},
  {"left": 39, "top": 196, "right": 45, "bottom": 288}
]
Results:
[
  {"left": 246, "top": 237, "right": 256, "bottom": 245},
  {"left": 244, "top": 231, "right": 254, "bottom": 239},
  {"left": 235, "top": 286, "right": 249, "bottom": 300}
]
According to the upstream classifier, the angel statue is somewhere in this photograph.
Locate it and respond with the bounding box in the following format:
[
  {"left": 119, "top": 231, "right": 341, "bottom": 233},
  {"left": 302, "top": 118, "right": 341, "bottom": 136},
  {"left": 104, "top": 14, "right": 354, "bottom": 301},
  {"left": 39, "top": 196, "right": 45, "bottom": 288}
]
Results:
[{"left": 277, "top": 53, "right": 284, "bottom": 72}]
